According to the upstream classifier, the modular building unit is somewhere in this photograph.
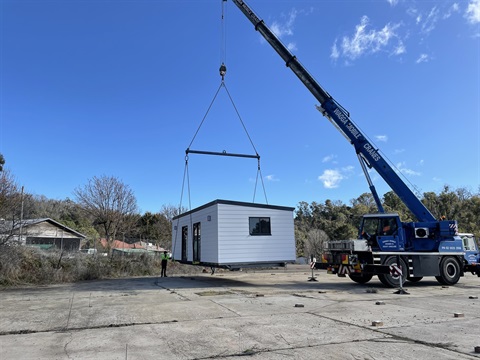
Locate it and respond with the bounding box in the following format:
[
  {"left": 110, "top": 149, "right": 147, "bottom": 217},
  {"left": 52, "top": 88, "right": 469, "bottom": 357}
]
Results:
[{"left": 171, "top": 199, "right": 296, "bottom": 269}]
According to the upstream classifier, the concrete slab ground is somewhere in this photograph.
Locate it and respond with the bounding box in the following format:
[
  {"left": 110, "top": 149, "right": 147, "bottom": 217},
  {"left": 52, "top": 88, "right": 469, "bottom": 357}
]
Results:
[{"left": 0, "top": 265, "right": 479, "bottom": 359}]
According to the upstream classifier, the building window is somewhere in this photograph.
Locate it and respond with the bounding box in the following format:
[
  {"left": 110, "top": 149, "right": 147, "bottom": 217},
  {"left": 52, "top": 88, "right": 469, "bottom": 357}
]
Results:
[{"left": 249, "top": 217, "right": 271, "bottom": 236}]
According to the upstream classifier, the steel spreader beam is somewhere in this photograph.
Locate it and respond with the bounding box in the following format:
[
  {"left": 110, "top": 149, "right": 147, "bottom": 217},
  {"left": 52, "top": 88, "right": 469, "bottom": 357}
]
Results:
[{"left": 186, "top": 149, "right": 260, "bottom": 159}]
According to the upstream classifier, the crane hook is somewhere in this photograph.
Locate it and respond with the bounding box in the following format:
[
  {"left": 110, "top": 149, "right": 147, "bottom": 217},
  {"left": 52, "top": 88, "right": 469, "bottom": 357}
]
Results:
[{"left": 219, "top": 63, "right": 227, "bottom": 80}]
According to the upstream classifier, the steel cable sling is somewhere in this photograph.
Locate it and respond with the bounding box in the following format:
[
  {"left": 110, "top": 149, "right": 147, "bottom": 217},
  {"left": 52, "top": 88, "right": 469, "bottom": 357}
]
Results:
[
  {"left": 173, "top": 1, "right": 268, "bottom": 257},
  {"left": 182, "top": 78, "right": 269, "bottom": 203}
]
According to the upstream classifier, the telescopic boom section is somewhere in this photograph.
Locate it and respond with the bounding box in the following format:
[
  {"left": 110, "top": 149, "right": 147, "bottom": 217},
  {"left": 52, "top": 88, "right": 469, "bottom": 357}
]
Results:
[{"left": 231, "top": 0, "right": 436, "bottom": 223}]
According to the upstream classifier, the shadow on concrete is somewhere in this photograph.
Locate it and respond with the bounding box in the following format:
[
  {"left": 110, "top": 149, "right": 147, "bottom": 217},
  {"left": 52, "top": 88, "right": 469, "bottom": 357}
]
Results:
[{"left": 2, "top": 270, "right": 468, "bottom": 296}]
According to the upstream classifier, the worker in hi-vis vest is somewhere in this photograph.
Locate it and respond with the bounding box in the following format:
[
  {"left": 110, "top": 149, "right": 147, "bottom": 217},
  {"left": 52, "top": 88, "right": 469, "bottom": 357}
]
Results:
[{"left": 161, "top": 251, "right": 169, "bottom": 277}]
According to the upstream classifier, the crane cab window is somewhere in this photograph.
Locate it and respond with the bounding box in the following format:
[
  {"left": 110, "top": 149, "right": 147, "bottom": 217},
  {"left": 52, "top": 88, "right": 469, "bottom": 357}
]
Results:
[
  {"left": 361, "top": 216, "right": 398, "bottom": 240},
  {"left": 362, "top": 218, "right": 379, "bottom": 238},
  {"left": 461, "top": 234, "right": 477, "bottom": 251},
  {"left": 381, "top": 218, "right": 398, "bottom": 236}
]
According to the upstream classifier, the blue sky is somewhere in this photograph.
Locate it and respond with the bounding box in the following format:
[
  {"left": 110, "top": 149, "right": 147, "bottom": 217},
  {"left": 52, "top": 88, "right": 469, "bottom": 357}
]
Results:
[{"left": 1, "top": 0, "right": 479, "bottom": 214}]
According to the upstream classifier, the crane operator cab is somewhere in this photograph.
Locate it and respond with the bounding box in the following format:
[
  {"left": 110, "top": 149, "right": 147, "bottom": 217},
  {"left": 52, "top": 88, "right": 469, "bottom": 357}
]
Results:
[
  {"left": 360, "top": 214, "right": 403, "bottom": 251},
  {"left": 459, "top": 233, "right": 480, "bottom": 272}
]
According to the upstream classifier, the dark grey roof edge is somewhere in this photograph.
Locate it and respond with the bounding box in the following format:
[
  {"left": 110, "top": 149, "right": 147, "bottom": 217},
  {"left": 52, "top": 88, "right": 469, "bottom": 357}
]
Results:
[{"left": 173, "top": 199, "right": 295, "bottom": 220}]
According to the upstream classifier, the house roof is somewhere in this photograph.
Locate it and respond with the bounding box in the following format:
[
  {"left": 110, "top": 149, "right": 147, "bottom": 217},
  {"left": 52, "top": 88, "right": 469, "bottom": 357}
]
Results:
[
  {"left": 99, "top": 238, "right": 168, "bottom": 251},
  {"left": 173, "top": 199, "right": 295, "bottom": 220},
  {"left": 100, "top": 239, "right": 136, "bottom": 249},
  {"left": 0, "top": 218, "right": 86, "bottom": 238}
]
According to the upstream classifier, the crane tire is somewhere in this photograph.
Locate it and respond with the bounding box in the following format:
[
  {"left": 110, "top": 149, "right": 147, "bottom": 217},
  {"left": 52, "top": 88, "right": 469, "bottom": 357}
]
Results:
[
  {"left": 378, "top": 274, "right": 390, "bottom": 287},
  {"left": 348, "top": 273, "right": 373, "bottom": 284},
  {"left": 436, "top": 256, "right": 461, "bottom": 286},
  {"left": 406, "top": 276, "right": 423, "bottom": 283},
  {"left": 378, "top": 256, "right": 407, "bottom": 288}
]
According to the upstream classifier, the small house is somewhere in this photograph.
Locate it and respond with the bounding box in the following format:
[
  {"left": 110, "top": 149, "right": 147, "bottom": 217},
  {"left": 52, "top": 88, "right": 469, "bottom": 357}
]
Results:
[
  {"left": 0, "top": 218, "right": 85, "bottom": 251},
  {"left": 171, "top": 199, "right": 296, "bottom": 269}
]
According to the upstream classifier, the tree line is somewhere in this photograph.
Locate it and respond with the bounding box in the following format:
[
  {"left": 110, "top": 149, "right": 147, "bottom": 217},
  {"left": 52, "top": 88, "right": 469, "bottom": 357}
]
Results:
[
  {"left": 295, "top": 187, "right": 480, "bottom": 258},
  {"left": 0, "top": 161, "right": 181, "bottom": 250},
  {"left": 1, "top": 154, "right": 479, "bottom": 256}
]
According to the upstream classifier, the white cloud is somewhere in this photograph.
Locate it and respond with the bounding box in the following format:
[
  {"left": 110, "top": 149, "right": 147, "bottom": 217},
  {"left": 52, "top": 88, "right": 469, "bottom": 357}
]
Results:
[
  {"left": 331, "top": 42, "right": 340, "bottom": 60},
  {"left": 396, "top": 162, "right": 421, "bottom": 176},
  {"left": 270, "top": 23, "right": 291, "bottom": 39},
  {"left": 387, "top": 0, "right": 399, "bottom": 6},
  {"left": 322, "top": 154, "right": 337, "bottom": 163},
  {"left": 466, "top": 0, "right": 480, "bottom": 24},
  {"left": 444, "top": 3, "right": 460, "bottom": 19},
  {"left": 404, "top": 3, "right": 469, "bottom": 43},
  {"left": 319, "top": 169, "right": 344, "bottom": 189},
  {"left": 270, "top": 9, "right": 297, "bottom": 39},
  {"left": 375, "top": 135, "right": 388, "bottom": 142},
  {"left": 318, "top": 166, "right": 354, "bottom": 189},
  {"left": 393, "top": 41, "right": 406, "bottom": 55},
  {"left": 416, "top": 53, "right": 429, "bottom": 63},
  {"left": 287, "top": 42, "right": 297, "bottom": 52},
  {"left": 421, "top": 6, "right": 440, "bottom": 34},
  {"left": 407, "top": 7, "right": 421, "bottom": 23},
  {"left": 265, "top": 174, "right": 279, "bottom": 182},
  {"left": 394, "top": 148, "right": 405, "bottom": 154},
  {"left": 332, "top": 16, "right": 402, "bottom": 61},
  {"left": 267, "top": 9, "right": 301, "bottom": 51},
  {"left": 409, "top": 4, "right": 459, "bottom": 33}
]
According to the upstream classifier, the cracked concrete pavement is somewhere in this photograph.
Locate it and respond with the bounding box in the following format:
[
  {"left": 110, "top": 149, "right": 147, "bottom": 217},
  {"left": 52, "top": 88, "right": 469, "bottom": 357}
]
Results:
[{"left": 0, "top": 265, "right": 480, "bottom": 359}]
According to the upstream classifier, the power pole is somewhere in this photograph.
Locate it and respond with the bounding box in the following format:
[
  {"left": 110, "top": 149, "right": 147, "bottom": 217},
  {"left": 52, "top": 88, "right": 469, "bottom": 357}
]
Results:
[{"left": 18, "top": 186, "right": 24, "bottom": 244}]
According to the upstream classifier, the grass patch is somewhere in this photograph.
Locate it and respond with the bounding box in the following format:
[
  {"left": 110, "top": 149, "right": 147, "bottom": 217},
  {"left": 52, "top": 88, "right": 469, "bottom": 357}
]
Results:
[{"left": 0, "top": 245, "right": 203, "bottom": 287}]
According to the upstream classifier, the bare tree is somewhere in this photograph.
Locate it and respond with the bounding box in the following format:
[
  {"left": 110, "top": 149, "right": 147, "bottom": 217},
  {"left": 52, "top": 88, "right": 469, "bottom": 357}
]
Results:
[
  {"left": 0, "top": 169, "right": 24, "bottom": 245},
  {"left": 0, "top": 153, "right": 5, "bottom": 172},
  {"left": 74, "top": 175, "right": 138, "bottom": 251},
  {"left": 304, "top": 229, "right": 329, "bottom": 260},
  {"left": 0, "top": 169, "right": 20, "bottom": 218},
  {"left": 152, "top": 204, "right": 188, "bottom": 249},
  {"left": 160, "top": 204, "right": 188, "bottom": 222}
]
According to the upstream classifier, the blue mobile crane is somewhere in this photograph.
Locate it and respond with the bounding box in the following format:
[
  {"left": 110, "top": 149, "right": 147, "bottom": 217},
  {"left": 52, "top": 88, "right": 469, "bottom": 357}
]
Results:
[{"left": 231, "top": 0, "right": 480, "bottom": 286}]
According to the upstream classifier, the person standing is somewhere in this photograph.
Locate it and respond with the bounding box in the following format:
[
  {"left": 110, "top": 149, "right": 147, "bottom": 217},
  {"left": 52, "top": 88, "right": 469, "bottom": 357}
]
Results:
[{"left": 161, "top": 251, "right": 169, "bottom": 277}]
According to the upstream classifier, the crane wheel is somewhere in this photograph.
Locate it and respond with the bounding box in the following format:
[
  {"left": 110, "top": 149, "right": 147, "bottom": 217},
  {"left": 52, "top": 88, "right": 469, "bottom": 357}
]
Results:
[
  {"left": 378, "top": 256, "right": 407, "bottom": 288},
  {"left": 406, "top": 276, "right": 423, "bottom": 283},
  {"left": 436, "top": 256, "right": 461, "bottom": 286},
  {"left": 348, "top": 273, "right": 373, "bottom": 284}
]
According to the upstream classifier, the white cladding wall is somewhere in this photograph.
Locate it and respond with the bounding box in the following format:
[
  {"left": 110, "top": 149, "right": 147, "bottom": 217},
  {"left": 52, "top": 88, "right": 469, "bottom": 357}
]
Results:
[
  {"left": 171, "top": 202, "right": 295, "bottom": 265},
  {"left": 217, "top": 204, "right": 295, "bottom": 263},
  {"left": 172, "top": 204, "right": 219, "bottom": 263}
]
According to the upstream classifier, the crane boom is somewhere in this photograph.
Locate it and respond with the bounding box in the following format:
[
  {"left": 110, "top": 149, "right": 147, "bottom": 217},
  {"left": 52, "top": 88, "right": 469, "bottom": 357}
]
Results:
[{"left": 231, "top": 0, "right": 436, "bottom": 222}]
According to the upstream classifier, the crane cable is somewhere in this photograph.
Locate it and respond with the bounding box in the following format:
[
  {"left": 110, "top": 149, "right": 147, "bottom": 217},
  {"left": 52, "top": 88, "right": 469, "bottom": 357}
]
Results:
[
  {"left": 186, "top": 81, "right": 258, "bottom": 155},
  {"left": 172, "top": 156, "right": 191, "bottom": 261},
  {"left": 173, "top": 1, "right": 267, "bottom": 257},
  {"left": 184, "top": 0, "right": 266, "bottom": 203},
  {"left": 253, "top": 158, "right": 268, "bottom": 204},
  {"left": 220, "top": 0, "right": 227, "bottom": 80},
  {"left": 185, "top": 79, "right": 267, "bottom": 199}
]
